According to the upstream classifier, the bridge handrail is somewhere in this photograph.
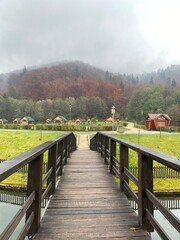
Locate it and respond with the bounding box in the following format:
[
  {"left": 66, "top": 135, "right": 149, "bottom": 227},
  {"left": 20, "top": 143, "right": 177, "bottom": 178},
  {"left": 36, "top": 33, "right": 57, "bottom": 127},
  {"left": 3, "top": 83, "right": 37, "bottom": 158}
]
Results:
[
  {"left": 0, "top": 132, "right": 76, "bottom": 240},
  {"left": 90, "top": 132, "right": 180, "bottom": 240}
]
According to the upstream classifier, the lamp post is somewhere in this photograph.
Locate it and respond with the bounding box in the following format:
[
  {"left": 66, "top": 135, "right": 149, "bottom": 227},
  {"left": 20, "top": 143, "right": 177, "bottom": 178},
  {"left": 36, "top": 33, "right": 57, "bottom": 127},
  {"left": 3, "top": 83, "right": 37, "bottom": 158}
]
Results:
[
  {"left": 69, "top": 105, "right": 72, "bottom": 121},
  {"left": 111, "top": 106, "right": 115, "bottom": 132}
]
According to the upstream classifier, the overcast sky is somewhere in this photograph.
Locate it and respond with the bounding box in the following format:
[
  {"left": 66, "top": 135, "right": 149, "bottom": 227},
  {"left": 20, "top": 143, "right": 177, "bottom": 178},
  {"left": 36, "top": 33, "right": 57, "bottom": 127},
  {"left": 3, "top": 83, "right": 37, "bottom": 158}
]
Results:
[{"left": 0, "top": 0, "right": 180, "bottom": 74}]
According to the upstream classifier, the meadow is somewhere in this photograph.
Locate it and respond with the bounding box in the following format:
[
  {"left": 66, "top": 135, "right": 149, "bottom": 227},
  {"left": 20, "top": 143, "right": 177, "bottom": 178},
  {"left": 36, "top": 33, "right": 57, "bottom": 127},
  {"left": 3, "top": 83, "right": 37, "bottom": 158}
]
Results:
[
  {"left": 0, "top": 131, "right": 179, "bottom": 191},
  {"left": 114, "top": 133, "right": 180, "bottom": 158},
  {"left": 0, "top": 130, "right": 62, "bottom": 160},
  {"left": 114, "top": 133, "right": 180, "bottom": 191}
]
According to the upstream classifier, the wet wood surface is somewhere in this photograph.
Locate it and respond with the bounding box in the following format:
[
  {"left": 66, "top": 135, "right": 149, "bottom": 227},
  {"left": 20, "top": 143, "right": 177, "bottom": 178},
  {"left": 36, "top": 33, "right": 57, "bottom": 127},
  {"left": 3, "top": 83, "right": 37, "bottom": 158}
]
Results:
[{"left": 34, "top": 148, "right": 149, "bottom": 239}]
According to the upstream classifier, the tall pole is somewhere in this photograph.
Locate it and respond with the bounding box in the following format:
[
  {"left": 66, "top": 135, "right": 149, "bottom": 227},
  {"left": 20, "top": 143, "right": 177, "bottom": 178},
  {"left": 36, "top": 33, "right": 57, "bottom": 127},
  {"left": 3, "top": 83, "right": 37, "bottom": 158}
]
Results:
[
  {"left": 69, "top": 105, "right": 72, "bottom": 121},
  {"left": 111, "top": 106, "right": 115, "bottom": 132}
]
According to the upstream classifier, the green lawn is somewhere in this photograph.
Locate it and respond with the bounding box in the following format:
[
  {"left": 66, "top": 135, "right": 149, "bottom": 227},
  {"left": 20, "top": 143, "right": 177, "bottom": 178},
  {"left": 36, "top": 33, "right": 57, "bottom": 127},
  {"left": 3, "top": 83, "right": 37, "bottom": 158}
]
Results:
[
  {"left": 114, "top": 133, "right": 180, "bottom": 158},
  {"left": 0, "top": 130, "right": 63, "bottom": 188},
  {"left": 114, "top": 133, "right": 180, "bottom": 192},
  {"left": 0, "top": 131, "right": 62, "bottom": 160}
]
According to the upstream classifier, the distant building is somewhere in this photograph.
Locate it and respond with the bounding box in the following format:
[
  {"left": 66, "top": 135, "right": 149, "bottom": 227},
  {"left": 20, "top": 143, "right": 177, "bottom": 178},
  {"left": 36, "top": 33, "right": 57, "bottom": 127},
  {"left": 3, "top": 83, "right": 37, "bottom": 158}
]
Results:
[
  {"left": 54, "top": 116, "right": 67, "bottom": 123},
  {"left": 75, "top": 118, "right": 82, "bottom": 123},
  {"left": 0, "top": 118, "right": 8, "bottom": 124},
  {"left": 13, "top": 118, "right": 21, "bottom": 124},
  {"left": 21, "top": 116, "right": 35, "bottom": 125},
  {"left": 46, "top": 118, "right": 51, "bottom": 124},
  {"left": 106, "top": 117, "right": 114, "bottom": 122},
  {"left": 145, "top": 113, "right": 171, "bottom": 130}
]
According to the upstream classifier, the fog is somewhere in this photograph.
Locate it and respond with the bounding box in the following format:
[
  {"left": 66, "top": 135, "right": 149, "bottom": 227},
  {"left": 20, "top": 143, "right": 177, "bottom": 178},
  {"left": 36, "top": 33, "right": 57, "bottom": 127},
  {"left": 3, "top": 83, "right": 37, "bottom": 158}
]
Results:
[{"left": 0, "top": 0, "right": 180, "bottom": 74}]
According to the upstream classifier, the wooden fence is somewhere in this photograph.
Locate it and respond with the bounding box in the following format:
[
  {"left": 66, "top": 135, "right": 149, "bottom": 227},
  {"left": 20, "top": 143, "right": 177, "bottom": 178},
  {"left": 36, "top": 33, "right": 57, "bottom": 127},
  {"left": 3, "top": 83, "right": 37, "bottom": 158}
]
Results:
[
  {"left": 1, "top": 161, "right": 179, "bottom": 178},
  {"left": 90, "top": 132, "right": 180, "bottom": 240},
  {"left": 0, "top": 132, "right": 76, "bottom": 240}
]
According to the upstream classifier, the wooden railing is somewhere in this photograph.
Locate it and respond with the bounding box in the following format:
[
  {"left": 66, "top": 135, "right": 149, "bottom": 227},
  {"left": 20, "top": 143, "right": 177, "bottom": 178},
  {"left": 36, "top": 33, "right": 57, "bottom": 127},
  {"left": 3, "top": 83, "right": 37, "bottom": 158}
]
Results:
[
  {"left": 0, "top": 132, "right": 76, "bottom": 240},
  {"left": 1, "top": 160, "right": 180, "bottom": 178},
  {"left": 90, "top": 132, "right": 180, "bottom": 240}
]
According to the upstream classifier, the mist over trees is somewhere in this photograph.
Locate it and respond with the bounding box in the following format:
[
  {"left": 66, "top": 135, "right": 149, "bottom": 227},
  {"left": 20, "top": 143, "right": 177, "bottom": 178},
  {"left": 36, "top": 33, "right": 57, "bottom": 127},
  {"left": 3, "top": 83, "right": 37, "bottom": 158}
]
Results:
[{"left": 0, "top": 61, "right": 180, "bottom": 124}]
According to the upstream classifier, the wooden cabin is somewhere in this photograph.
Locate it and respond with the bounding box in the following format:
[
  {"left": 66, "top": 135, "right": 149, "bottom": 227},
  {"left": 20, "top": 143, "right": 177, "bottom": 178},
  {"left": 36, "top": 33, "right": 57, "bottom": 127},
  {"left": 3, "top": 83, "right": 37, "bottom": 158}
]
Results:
[
  {"left": 54, "top": 116, "right": 67, "bottom": 123},
  {"left": 106, "top": 117, "right": 114, "bottom": 122},
  {"left": 145, "top": 113, "right": 171, "bottom": 130},
  {"left": 46, "top": 118, "right": 51, "bottom": 124},
  {"left": 75, "top": 118, "right": 82, "bottom": 123},
  {"left": 21, "top": 116, "right": 35, "bottom": 125},
  {"left": 0, "top": 119, "right": 8, "bottom": 124},
  {"left": 13, "top": 118, "right": 21, "bottom": 124}
]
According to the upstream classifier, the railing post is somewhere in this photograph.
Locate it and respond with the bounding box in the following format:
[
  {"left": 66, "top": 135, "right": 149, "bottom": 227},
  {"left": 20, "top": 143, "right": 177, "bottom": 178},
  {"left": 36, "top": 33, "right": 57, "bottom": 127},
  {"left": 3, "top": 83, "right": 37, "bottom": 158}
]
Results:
[
  {"left": 120, "top": 143, "right": 129, "bottom": 192},
  {"left": 100, "top": 134, "right": 104, "bottom": 157},
  {"left": 67, "top": 135, "right": 70, "bottom": 158},
  {"left": 138, "top": 152, "right": 154, "bottom": 232},
  {"left": 70, "top": 133, "right": 76, "bottom": 152},
  {"left": 58, "top": 139, "right": 64, "bottom": 177},
  {"left": 26, "top": 154, "right": 43, "bottom": 237},
  {"left": 64, "top": 137, "right": 68, "bottom": 165},
  {"left": 104, "top": 136, "right": 109, "bottom": 164},
  {"left": 110, "top": 139, "right": 116, "bottom": 174},
  {"left": 47, "top": 144, "right": 57, "bottom": 195}
]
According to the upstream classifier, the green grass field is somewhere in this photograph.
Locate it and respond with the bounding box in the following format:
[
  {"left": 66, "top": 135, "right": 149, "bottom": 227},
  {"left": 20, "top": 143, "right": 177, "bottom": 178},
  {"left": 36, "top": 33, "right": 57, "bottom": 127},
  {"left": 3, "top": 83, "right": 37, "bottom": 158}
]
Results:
[
  {"left": 114, "top": 133, "right": 180, "bottom": 192},
  {"left": 0, "top": 130, "right": 63, "bottom": 188},
  {"left": 114, "top": 133, "right": 180, "bottom": 158},
  {"left": 0, "top": 131, "right": 62, "bottom": 160},
  {"left": 0, "top": 131, "right": 179, "bottom": 191}
]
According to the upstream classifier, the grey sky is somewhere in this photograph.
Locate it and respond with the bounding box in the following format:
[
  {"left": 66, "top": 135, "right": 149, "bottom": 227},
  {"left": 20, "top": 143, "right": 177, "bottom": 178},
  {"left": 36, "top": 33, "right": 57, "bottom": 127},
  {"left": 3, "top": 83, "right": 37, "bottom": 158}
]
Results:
[{"left": 0, "top": 0, "right": 180, "bottom": 74}]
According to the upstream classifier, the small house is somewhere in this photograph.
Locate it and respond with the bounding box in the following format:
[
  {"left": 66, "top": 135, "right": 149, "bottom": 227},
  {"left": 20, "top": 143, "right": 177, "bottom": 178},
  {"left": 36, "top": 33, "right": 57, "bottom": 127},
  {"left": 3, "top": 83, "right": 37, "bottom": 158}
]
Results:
[
  {"left": 21, "top": 116, "right": 35, "bottom": 125},
  {"left": 75, "top": 118, "right": 82, "bottom": 123},
  {"left": 106, "top": 117, "right": 114, "bottom": 122},
  {"left": 13, "top": 118, "right": 21, "bottom": 124},
  {"left": 145, "top": 113, "right": 171, "bottom": 130},
  {"left": 46, "top": 118, "right": 51, "bottom": 124},
  {"left": 54, "top": 116, "right": 67, "bottom": 123},
  {"left": 0, "top": 118, "right": 8, "bottom": 124}
]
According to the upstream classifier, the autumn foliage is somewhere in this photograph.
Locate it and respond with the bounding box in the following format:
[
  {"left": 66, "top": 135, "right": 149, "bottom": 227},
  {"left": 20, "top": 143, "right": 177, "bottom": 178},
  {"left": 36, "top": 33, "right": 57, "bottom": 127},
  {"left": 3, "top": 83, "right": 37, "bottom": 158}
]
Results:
[{"left": 7, "top": 62, "right": 122, "bottom": 101}]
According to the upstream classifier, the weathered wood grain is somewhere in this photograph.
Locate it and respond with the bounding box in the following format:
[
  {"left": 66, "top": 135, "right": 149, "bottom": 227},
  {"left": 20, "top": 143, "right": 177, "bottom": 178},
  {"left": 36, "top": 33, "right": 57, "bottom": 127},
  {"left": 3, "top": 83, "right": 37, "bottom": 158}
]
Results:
[{"left": 34, "top": 148, "right": 149, "bottom": 240}]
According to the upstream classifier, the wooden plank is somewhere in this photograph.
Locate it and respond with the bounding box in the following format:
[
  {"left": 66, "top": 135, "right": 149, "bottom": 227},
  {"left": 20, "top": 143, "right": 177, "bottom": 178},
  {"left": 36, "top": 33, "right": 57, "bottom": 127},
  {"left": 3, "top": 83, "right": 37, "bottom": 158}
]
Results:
[{"left": 34, "top": 148, "right": 149, "bottom": 240}]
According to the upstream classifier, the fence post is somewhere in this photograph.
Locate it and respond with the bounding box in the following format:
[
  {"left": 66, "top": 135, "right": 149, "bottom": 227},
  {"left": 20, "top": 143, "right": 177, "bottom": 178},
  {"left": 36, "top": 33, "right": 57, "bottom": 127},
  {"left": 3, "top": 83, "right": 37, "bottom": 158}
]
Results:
[
  {"left": 26, "top": 154, "right": 43, "bottom": 237},
  {"left": 110, "top": 139, "right": 116, "bottom": 174},
  {"left": 138, "top": 152, "right": 154, "bottom": 232},
  {"left": 104, "top": 136, "right": 109, "bottom": 164},
  {"left": 64, "top": 137, "right": 68, "bottom": 165},
  {"left": 47, "top": 144, "right": 57, "bottom": 195},
  {"left": 100, "top": 134, "right": 105, "bottom": 157},
  {"left": 58, "top": 139, "right": 64, "bottom": 176},
  {"left": 67, "top": 135, "right": 71, "bottom": 158},
  {"left": 120, "top": 143, "right": 129, "bottom": 192},
  {"left": 70, "top": 133, "right": 76, "bottom": 152}
]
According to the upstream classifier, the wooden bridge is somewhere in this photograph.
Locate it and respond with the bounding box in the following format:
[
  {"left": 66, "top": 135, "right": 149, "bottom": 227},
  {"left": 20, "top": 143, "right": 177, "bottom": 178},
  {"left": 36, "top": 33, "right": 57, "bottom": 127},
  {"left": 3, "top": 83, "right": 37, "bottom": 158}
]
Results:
[{"left": 0, "top": 132, "right": 180, "bottom": 240}]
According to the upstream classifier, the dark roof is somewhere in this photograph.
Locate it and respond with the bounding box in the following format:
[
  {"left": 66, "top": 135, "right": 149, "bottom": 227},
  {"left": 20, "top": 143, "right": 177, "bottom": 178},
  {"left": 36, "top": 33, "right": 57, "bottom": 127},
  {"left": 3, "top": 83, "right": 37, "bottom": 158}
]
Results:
[
  {"left": 22, "top": 116, "right": 35, "bottom": 122},
  {"left": 0, "top": 118, "right": 8, "bottom": 122},
  {"left": 54, "top": 116, "right": 68, "bottom": 122}
]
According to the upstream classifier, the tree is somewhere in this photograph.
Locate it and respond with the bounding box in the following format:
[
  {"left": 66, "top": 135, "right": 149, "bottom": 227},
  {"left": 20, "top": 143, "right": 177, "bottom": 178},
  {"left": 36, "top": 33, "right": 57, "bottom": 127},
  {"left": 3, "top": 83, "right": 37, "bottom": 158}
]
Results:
[
  {"left": 87, "top": 97, "right": 107, "bottom": 119},
  {"left": 127, "top": 86, "right": 164, "bottom": 123}
]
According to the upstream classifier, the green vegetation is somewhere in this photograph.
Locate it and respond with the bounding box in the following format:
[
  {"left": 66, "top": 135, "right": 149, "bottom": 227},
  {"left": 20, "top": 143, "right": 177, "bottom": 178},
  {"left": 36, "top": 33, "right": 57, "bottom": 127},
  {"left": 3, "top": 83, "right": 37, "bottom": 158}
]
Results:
[
  {"left": 0, "top": 131, "right": 63, "bottom": 188},
  {"left": 114, "top": 133, "right": 180, "bottom": 192},
  {"left": 114, "top": 133, "right": 180, "bottom": 158},
  {"left": 0, "top": 131, "right": 61, "bottom": 160}
]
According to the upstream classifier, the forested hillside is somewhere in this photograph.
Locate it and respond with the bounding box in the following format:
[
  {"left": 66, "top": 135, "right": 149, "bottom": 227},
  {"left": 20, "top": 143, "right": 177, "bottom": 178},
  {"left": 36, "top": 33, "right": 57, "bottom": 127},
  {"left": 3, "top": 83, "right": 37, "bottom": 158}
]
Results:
[{"left": 0, "top": 61, "right": 180, "bottom": 123}]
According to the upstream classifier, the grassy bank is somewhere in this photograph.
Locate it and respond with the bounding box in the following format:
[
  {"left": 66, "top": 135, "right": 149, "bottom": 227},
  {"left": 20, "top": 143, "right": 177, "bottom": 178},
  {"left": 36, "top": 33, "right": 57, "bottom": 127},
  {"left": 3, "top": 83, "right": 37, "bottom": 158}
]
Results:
[
  {"left": 0, "top": 130, "right": 62, "bottom": 160},
  {"left": 114, "top": 133, "right": 180, "bottom": 192},
  {"left": 0, "top": 130, "right": 63, "bottom": 188},
  {"left": 114, "top": 133, "right": 180, "bottom": 158}
]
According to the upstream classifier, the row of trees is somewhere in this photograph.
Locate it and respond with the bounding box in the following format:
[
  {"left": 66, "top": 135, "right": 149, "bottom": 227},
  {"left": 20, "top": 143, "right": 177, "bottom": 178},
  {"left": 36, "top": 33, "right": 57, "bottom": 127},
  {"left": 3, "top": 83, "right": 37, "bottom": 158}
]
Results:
[
  {"left": 0, "top": 96, "right": 108, "bottom": 123},
  {"left": 127, "top": 86, "right": 180, "bottom": 124},
  {"left": 0, "top": 85, "right": 180, "bottom": 125}
]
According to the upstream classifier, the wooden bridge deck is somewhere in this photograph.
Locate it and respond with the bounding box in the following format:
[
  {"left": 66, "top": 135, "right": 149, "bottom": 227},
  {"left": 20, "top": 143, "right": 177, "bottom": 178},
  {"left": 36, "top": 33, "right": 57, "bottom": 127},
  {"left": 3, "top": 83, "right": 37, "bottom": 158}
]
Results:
[{"left": 34, "top": 141, "right": 149, "bottom": 239}]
